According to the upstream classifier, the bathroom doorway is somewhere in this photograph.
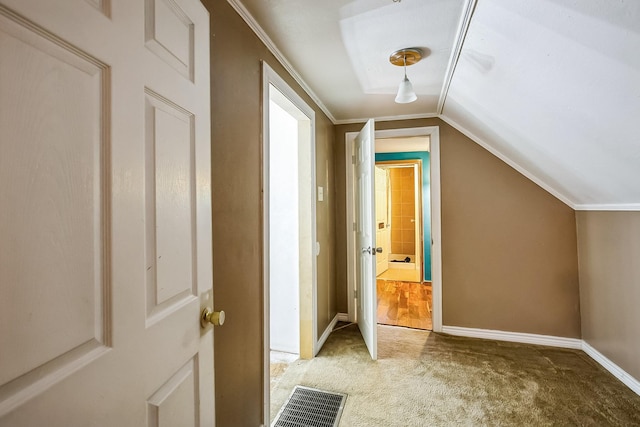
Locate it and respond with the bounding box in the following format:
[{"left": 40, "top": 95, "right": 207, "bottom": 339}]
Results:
[
  {"left": 374, "top": 138, "right": 433, "bottom": 331},
  {"left": 375, "top": 161, "right": 423, "bottom": 283},
  {"left": 345, "top": 126, "right": 442, "bottom": 337}
]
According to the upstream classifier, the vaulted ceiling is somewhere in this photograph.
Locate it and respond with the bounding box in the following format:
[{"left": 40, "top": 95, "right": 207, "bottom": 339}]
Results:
[{"left": 229, "top": 0, "right": 640, "bottom": 209}]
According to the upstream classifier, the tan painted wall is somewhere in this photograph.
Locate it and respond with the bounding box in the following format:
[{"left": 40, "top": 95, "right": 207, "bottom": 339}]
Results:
[
  {"left": 335, "top": 118, "right": 581, "bottom": 337},
  {"left": 204, "top": 0, "right": 336, "bottom": 424},
  {"left": 577, "top": 211, "right": 640, "bottom": 379}
]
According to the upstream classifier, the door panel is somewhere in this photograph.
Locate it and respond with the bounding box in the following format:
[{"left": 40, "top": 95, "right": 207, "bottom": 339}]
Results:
[
  {"left": 144, "top": 89, "right": 198, "bottom": 323},
  {"left": 0, "top": 5, "right": 109, "bottom": 392},
  {"left": 354, "top": 119, "right": 377, "bottom": 360},
  {"left": 0, "top": 0, "right": 213, "bottom": 425},
  {"left": 147, "top": 357, "right": 199, "bottom": 427}
]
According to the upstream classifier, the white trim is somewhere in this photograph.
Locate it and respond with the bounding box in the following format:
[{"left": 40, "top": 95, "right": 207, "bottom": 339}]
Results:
[
  {"left": 574, "top": 204, "right": 640, "bottom": 211},
  {"left": 226, "top": 0, "right": 336, "bottom": 124},
  {"left": 437, "top": 0, "right": 477, "bottom": 114},
  {"left": 441, "top": 325, "right": 583, "bottom": 349},
  {"left": 438, "top": 114, "right": 577, "bottom": 208},
  {"left": 429, "top": 128, "right": 443, "bottom": 333},
  {"left": 262, "top": 62, "right": 317, "bottom": 427},
  {"left": 337, "top": 313, "right": 349, "bottom": 322},
  {"left": 582, "top": 341, "right": 640, "bottom": 396},
  {"left": 262, "top": 64, "right": 272, "bottom": 427},
  {"left": 334, "top": 113, "right": 439, "bottom": 126},
  {"left": 316, "top": 314, "right": 339, "bottom": 354},
  {"left": 345, "top": 132, "right": 356, "bottom": 323},
  {"left": 345, "top": 126, "right": 443, "bottom": 333}
]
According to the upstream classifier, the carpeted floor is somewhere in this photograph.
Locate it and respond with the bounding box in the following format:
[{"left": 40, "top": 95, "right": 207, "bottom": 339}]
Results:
[{"left": 270, "top": 324, "right": 640, "bottom": 426}]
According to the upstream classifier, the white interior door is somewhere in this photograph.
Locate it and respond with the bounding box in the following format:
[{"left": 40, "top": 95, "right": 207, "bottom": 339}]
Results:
[
  {"left": 0, "top": 0, "right": 214, "bottom": 425},
  {"left": 354, "top": 119, "right": 377, "bottom": 360}
]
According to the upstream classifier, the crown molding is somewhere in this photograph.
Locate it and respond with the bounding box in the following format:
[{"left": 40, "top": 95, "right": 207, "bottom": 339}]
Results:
[
  {"left": 437, "top": 0, "right": 477, "bottom": 114},
  {"left": 438, "top": 114, "right": 577, "bottom": 208},
  {"left": 225, "top": 0, "right": 337, "bottom": 124},
  {"left": 334, "top": 113, "right": 439, "bottom": 126},
  {"left": 574, "top": 204, "right": 640, "bottom": 211}
]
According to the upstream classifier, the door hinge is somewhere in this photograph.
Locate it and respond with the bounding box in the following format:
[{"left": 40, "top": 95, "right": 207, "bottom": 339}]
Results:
[
  {"left": 351, "top": 154, "right": 356, "bottom": 165},
  {"left": 352, "top": 222, "right": 357, "bottom": 232},
  {"left": 354, "top": 289, "right": 358, "bottom": 299}
]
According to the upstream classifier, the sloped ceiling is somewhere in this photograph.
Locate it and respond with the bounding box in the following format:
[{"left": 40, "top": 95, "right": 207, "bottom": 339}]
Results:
[
  {"left": 445, "top": 0, "right": 640, "bottom": 208},
  {"left": 230, "top": 0, "right": 640, "bottom": 209}
]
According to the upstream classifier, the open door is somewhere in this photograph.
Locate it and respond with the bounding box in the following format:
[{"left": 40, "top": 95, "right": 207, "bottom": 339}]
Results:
[
  {"left": 354, "top": 119, "right": 377, "bottom": 360},
  {"left": 0, "top": 0, "right": 215, "bottom": 424}
]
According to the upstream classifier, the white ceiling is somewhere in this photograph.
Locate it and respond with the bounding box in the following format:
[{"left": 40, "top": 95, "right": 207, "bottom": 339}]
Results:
[
  {"left": 229, "top": 0, "right": 640, "bottom": 209},
  {"left": 236, "top": 0, "right": 467, "bottom": 122}
]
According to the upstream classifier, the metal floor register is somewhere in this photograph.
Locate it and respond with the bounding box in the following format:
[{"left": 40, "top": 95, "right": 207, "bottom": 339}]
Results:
[{"left": 272, "top": 386, "right": 347, "bottom": 427}]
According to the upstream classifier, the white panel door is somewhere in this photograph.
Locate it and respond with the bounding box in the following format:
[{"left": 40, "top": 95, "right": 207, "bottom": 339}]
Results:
[
  {"left": 354, "top": 119, "right": 377, "bottom": 360},
  {"left": 0, "top": 0, "right": 214, "bottom": 425}
]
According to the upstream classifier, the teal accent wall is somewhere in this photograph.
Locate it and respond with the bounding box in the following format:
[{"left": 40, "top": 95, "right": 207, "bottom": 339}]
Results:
[{"left": 375, "top": 151, "right": 431, "bottom": 281}]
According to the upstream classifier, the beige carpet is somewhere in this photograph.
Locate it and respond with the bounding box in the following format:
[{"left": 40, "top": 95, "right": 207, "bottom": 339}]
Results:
[{"left": 270, "top": 324, "right": 640, "bottom": 426}]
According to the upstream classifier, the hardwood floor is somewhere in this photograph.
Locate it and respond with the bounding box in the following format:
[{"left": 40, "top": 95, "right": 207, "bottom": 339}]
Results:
[{"left": 376, "top": 279, "right": 432, "bottom": 330}]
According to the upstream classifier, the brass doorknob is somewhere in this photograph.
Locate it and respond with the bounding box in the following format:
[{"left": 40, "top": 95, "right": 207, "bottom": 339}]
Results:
[{"left": 201, "top": 308, "right": 225, "bottom": 327}]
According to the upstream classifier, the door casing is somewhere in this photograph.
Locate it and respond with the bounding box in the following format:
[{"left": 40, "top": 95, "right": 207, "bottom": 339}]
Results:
[
  {"left": 261, "top": 61, "right": 317, "bottom": 425},
  {"left": 345, "top": 126, "right": 443, "bottom": 332}
]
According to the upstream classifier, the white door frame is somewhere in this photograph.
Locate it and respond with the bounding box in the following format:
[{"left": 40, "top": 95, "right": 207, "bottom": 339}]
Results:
[
  {"left": 345, "top": 126, "right": 443, "bottom": 332},
  {"left": 261, "top": 61, "right": 317, "bottom": 425}
]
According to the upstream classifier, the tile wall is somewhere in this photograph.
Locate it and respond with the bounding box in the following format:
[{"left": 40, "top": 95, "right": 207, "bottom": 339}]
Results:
[{"left": 390, "top": 167, "right": 415, "bottom": 256}]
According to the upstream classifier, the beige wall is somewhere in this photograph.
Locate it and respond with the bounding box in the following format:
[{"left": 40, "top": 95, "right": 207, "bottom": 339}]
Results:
[
  {"left": 205, "top": 0, "right": 336, "bottom": 424},
  {"left": 577, "top": 211, "right": 640, "bottom": 379},
  {"left": 335, "top": 118, "right": 581, "bottom": 337}
]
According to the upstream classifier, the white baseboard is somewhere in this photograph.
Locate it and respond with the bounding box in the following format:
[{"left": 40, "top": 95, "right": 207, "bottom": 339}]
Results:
[
  {"left": 337, "top": 312, "right": 349, "bottom": 322},
  {"left": 582, "top": 341, "right": 640, "bottom": 396},
  {"left": 441, "top": 325, "right": 583, "bottom": 349},
  {"left": 315, "top": 314, "right": 339, "bottom": 356},
  {"left": 441, "top": 325, "right": 640, "bottom": 398}
]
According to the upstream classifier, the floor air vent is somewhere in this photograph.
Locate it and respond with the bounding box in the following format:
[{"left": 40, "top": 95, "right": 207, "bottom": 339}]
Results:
[{"left": 272, "top": 385, "right": 347, "bottom": 427}]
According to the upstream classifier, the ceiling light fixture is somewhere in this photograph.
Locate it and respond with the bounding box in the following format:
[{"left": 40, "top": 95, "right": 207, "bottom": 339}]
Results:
[{"left": 390, "top": 48, "right": 422, "bottom": 104}]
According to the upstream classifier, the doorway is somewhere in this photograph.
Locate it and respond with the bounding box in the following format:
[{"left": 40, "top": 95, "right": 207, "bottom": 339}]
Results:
[
  {"left": 261, "top": 62, "right": 317, "bottom": 424},
  {"left": 375, "top": 161, "right": 424, "bottom": 283},
  {"left": 374, "top": 136, "right": 433, "bottom": 329},
  {"left": 345, "top": 126, "right": 442, "bottom": 338}
]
